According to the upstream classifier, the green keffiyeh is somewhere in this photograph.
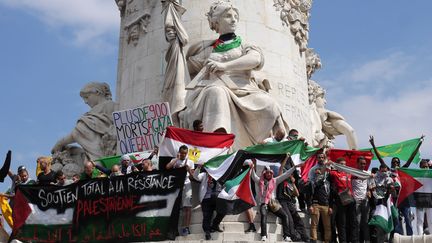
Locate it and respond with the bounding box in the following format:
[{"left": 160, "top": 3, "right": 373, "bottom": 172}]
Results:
[{"left": 213, "top": 36, "right": 242, "bottom": 53}]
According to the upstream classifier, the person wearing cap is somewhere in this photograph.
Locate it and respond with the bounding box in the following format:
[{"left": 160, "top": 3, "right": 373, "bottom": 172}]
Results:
[
  {"left": 249, "top": 154, "right": 301, "bottom": 242},
  {"left": 6, "top": 166, "right": 35, "bottom": 207},
  {"left": 8, "top": 165, "right": 36, "bottom": 188}
]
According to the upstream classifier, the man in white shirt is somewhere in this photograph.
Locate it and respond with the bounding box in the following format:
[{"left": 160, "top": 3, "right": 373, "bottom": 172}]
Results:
[
  {"left": 263, "top": 128, "right": 288, "bottom": 144},
  {"left": 166, "top": 145, "right": 194, "bottom": 236},
  {"left": 352, "top": 156, "right": 373, "bottom": 243}
]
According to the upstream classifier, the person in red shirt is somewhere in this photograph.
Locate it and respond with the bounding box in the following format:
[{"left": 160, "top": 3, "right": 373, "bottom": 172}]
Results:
[{"left": 329, "top": 157, "right": 358, "bottom": 243}]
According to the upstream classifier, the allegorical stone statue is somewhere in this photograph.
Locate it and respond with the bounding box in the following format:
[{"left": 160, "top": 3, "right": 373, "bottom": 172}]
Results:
[
  {"left": 311, "top": 84, "right": 358, "bottom": 149},
  {"left": 177, "top": 0, "right": 288, "bottom": 149},
  {"left": 51, "top": 82, "right": 118, "bottom": 161}
]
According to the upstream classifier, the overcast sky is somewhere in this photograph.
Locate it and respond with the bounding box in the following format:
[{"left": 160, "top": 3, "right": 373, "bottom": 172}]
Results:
[{"left": 0, "top": 0, "right": 430, "bottom": 192}]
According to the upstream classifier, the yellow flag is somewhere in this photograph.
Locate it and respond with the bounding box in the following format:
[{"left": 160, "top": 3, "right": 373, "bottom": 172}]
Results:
[{"left": 0, "top": 196, "right": 13, "bottom": 228}]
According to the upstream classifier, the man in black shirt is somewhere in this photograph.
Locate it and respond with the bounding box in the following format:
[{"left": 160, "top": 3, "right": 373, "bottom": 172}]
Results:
[
  {"left": 277, "top": 175, "right": 309, "bottom": 242},
  {"left": 37, "top": 157, "right": 56, "bottom": 185}
]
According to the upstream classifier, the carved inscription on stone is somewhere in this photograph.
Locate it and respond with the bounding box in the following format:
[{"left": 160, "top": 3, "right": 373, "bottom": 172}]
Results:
[{"left": 123, "top": 0, "right": 157, "bottom": 46}]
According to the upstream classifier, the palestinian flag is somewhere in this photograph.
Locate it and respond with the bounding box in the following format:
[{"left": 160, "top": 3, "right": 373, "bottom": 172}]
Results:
[
  {"left": 217, "top": 168, "right": 256, "bottom": 215},
  {"left": 159, "top": 126, "right": 235, "bottom": 164},
  {"left": 369, "top": 197, "right": 399, "bottom": 233},
  {"left": 204, "top": 140, "right": 319, "bottom": 184},
  {"left": 397, "top": 168, "right": 432, "bottom": 207},
  {"left": 361, "top": 137, "right": 422, "bottom": 163},
  {"left": 327, "top": 149, "right": 373, "bottom": 170}
]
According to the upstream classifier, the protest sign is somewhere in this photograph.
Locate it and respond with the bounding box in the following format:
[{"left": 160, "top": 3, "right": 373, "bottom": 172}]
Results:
[
  {"left": 13, "top": 169, "right": 186, "bottom": 243},
  {"left": 113, "top": 102, "right": 173, "bottom": 154}
]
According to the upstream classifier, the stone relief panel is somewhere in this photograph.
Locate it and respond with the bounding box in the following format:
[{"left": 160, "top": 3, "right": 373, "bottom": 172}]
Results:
[{"left": 119, "top": 0, "right": 158, "bottom": 46}]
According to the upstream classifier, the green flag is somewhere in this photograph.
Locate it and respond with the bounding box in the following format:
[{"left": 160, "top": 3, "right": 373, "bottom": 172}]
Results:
[{"left": 361, "top": 138, "right": 422, "bottom": 163}]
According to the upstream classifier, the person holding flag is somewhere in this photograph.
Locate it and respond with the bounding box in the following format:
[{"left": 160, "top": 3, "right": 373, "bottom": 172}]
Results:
[
  {"left": 248, "top": 154, "right": 302, "bottom": 242},
  {"left": 412, "top": 159, "right": 432, "bottom": 235},
  {"left": 368, "top": 164, "right": 395, "bottom": 242},
  {"left": 369, "top": 135, "right": 425, "bottom": 237},
  {"left": 329, "top": 157, "right": 371, "bottom": 243},
  {"left": 307, "top": 151, "right": 333, "bottom": 243},
  {"left": 193, "top": 165, "right": 225, "bottom": 240},
  {"left": 166, "top": 145, "right": 195, "bottom": 236},
  {"left": 352, "top": 156, "right": 375, "bottom": 243}
]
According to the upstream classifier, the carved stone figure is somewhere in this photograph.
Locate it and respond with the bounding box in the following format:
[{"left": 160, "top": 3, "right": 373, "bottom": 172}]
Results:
[
  {"left": 115, "top": 0, "right": 126, "bottom": 15},
  {"left": 122, "top": 0, "right": 157, "bottom": 46},
  {"left": 177, "top": 0, "right": 288, "bottom": 149},
  {"left": 51, "top": 82, "right": 118, "bottom": 161},
  {"left": 161, "top": 0, "right": 189, "bottom": 125},
  {"left": 274, "top": 0, "right": 312, "bottom": 52},
  {"left": 305, "top": 48, "right": 322, "bottom": 80},
  {"left": 51, "top": 145, "right": 86, "bottom": 177},
  {"left": 312, "top": 84, "right": 358, "bottom": 149}
]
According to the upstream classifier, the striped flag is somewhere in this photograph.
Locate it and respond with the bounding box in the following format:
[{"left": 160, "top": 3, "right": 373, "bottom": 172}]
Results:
[
  {"left": 397, "top": 168, "right": 432, "bottom": 207},
  {"left": 369, "top": 197, "right": 399, "bottom": 233},
  {"left": 216, "top": 168, "right": 256, "bottom": 215},
  {"left": 159, "top": 127, "right": 235, "bottom": 164},
  {"left": 204, "top": 140, "right": 319, "bottom": 184}
]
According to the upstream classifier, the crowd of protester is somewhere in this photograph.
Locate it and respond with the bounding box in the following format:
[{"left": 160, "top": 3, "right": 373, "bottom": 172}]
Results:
[{"left": 2, "top": 119, "right": 429, "bottom": 243}]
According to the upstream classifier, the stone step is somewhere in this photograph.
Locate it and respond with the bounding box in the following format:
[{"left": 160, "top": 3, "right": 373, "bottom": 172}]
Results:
[
  {"left": 188, "top": 222, "right": 284, "bottom": 234},
  {"left": 142, "top": 241, "right": 306, "bottom": 243},
  {"left": 190, "top": 206, "right": 310, "bottom": 225},
  {"left": 175, "top": 232, "right": 306, "bottom": 242}
]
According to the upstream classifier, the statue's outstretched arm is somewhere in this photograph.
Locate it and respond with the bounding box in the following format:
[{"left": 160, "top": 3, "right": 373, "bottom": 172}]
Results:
[
  {"left": 51, "top": 134, "right": 75, "bottom": 154},
  {"left": 326, "top": 110, "right": 345, "bottom": 120}
]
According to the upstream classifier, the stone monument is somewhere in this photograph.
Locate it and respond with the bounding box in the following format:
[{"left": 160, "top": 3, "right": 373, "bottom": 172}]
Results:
[{"left": 114, "top": 0, "right": 325, "bottom": 149}]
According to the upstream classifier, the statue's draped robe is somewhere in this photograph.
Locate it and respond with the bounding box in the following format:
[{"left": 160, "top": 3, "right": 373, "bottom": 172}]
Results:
[
  {"left": 71, "top": 100, "right": 117, "bottom": 160},
  {"left": 162, "top": 1, "right": 189, "bottom": 125},
  {"left": 179, "top": 40, "right": 287, "bottom": 149}
]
